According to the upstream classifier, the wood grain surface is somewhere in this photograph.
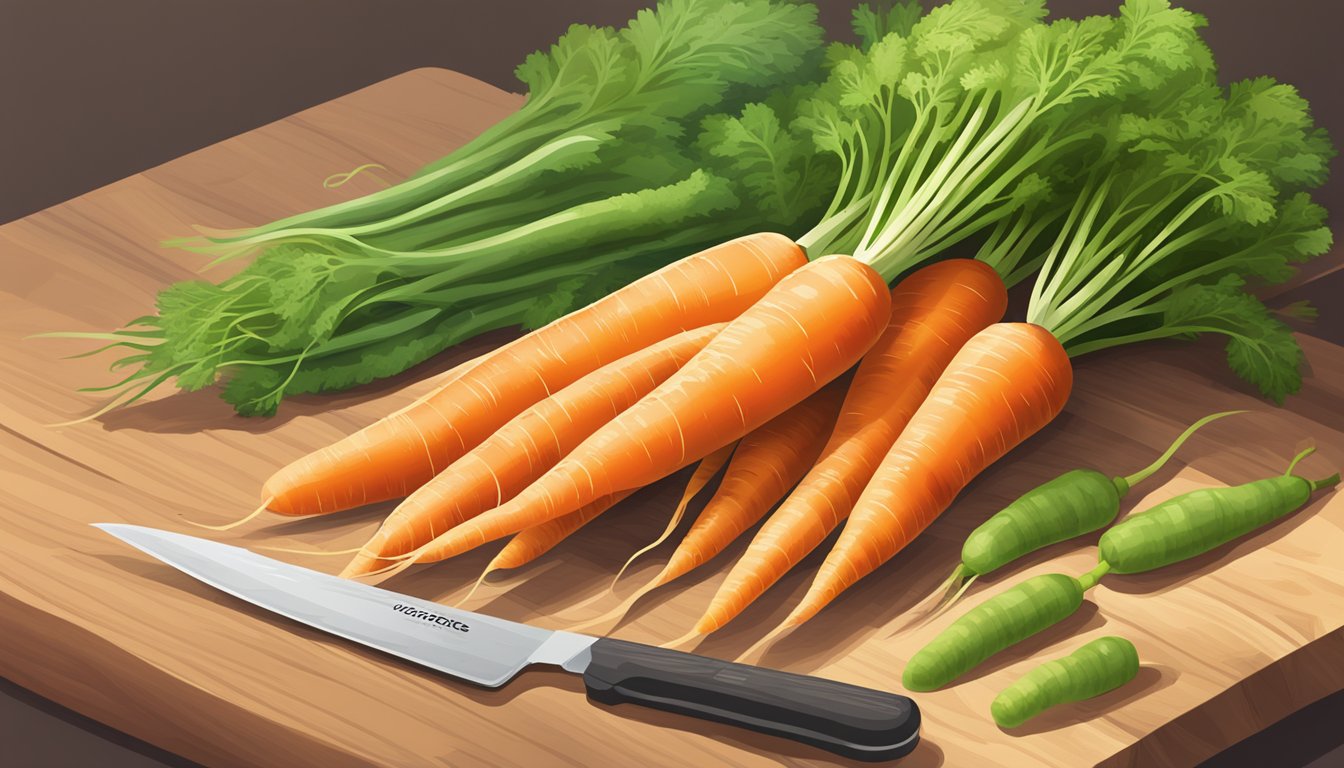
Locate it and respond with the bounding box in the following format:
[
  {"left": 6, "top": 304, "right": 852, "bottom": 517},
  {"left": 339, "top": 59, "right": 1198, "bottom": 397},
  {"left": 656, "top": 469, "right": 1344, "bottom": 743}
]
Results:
[{"left": 2, "top": 68, "right": 1342, "bottom": 768}]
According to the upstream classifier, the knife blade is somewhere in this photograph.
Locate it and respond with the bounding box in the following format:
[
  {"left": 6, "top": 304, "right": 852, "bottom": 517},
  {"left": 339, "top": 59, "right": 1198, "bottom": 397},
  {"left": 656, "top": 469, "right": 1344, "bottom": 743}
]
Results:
[{"left": 95, "top": 523, "right": 920, "bottom": 762}]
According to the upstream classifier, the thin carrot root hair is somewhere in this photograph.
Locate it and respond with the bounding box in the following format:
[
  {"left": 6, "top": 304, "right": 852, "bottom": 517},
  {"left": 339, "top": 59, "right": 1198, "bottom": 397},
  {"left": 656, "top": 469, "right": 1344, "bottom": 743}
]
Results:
[
  {"left": 457, "top": 558, "right": 571, "bottom": 608},
  {"left": 737, "top": 626, "right": 791, "bottom": 665},
  {"left": 256, "top": 545, "right": 367, "bottom": 556},
  {"left": 564, "top": 587, "right": 651, "bottom": 635},
  {"left": 455, "top": 566, "right": 496, "bottom": 608},
  {"left": 257, "top": 539, "right": 428, "bottom": 560},
  {"left": 183, "top": 497, "right": 274, "bottom": 532},
  {"left": 610, "top": 443, "right": 736, "bottom": 591},
  {"left": 351, "top": 548, "right": 425, "bottom": 583},
  {"left": 563, "top": 560, "right": 680, "bottom": 634}
]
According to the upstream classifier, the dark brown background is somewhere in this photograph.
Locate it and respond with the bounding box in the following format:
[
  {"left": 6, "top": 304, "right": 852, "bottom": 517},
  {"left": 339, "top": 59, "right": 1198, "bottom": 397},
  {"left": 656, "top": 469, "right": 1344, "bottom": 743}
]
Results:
[{"left": 2, "top": 1, "right": 1341, "bottom": 766}]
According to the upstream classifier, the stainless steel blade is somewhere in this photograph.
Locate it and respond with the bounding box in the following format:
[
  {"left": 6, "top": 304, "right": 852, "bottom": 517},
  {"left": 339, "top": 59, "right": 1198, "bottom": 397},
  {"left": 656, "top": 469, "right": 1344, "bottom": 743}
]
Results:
[{"left": 94, "top": 524, "right": 596, "bottom": 687}]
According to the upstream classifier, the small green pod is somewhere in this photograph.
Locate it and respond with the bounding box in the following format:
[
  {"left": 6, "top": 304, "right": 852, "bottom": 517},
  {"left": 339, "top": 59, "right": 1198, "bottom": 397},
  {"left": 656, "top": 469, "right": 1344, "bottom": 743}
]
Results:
[
  {"left": 904, "top": 573, "right": 1084, "bottom": 692},
  {"left": 927, "top": 411, "right": 1244, "bottom": 614},
  {"left": 963, "top": 469, "right": 1124, "bottom": 576},
  {"left": 990, "top": 636, "right": 1140, "bottom": 728},
  {"left": 1100, "top": 452, "right": 1339, "bottom": 574}
]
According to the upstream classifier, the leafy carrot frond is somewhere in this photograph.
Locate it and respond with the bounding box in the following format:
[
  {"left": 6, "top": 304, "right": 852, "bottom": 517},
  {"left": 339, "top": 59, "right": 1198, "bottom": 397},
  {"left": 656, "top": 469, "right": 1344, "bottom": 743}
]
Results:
[
  {"left": 1161, "top": 277, "right": 1304, "bottom": 403},
  {"left": 851, "top": 1, "right": 923, "bottom": 51},
  {"left": 1024, "top": 52, "right": 1333, "bottom": 401},
  {"left": 64, "top": 0, "right": 832, "bottom": 416},
  {"left": 697, "top": 91, "right": 838, "bottom": 227},
  {"left": 795, "top": 0, "right": 1207, "bottom": 285}
]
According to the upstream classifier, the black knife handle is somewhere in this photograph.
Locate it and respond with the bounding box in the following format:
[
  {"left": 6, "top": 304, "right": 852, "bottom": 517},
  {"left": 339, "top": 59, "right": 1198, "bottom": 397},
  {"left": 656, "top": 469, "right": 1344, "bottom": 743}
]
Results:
[{"left": 582, "top": 637, "right": 919, "bottom": 762}]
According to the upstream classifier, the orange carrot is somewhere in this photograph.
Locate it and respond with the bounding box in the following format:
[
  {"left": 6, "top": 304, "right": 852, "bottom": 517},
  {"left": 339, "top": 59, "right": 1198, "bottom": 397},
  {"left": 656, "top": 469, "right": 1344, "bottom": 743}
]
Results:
[
  {"left": 632, "top": 376, "right": 848, "bottom": 590},
  {"left": 563, "top": 381, "right": 849, "bottom": 635},
  {"left": 188, "top": 352, "right": 488, "bottom": 531},
  {"left": 409, "top": 255, "right": 892, "bottom": 561},
  {"left": 695, "top": 259, "right": 1007, "bottom": 634},
  {"left": 455, "top": 445, "right": 734, "bottom": 605},
  {"left": 490, "top": 490, "right": 639, "bottom": 573},
  {"left": 261, "top": 233, "right": 805, "bottom": 516},
  {"left": 783, "top": 322, "right": 1073, "bottom": 627},
  {"left": 610, "top": 441, "right": 739, "bottom": 585},
  {"left": 340, "top": 325, "right": 723, "bottom": 577}
]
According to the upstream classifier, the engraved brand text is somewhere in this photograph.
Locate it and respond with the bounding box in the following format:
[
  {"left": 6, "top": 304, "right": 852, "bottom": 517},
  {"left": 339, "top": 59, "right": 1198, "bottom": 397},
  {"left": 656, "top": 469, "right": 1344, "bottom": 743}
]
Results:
[{"left": 392, "top": 604, "right": 470, "bottom": 632}]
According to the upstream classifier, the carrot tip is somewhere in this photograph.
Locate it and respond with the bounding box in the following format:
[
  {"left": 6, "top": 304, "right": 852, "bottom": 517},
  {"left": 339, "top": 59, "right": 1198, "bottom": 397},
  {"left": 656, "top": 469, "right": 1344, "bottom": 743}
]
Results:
[{"left": 183, "top": 498, "right": 273, "bottom": 532}]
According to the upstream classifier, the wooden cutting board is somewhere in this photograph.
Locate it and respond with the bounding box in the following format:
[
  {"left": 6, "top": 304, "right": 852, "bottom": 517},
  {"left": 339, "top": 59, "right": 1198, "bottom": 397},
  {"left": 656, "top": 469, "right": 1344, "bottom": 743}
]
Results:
[{"left": 2, "top": 67, "right": 1343, "bottom": 768}]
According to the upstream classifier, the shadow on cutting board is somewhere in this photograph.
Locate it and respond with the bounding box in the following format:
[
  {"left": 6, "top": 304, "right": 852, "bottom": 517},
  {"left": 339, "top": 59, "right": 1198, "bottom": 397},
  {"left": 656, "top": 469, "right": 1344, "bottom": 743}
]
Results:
[{"left": 592, "top": 694, "right": 945, "bottom": 768}]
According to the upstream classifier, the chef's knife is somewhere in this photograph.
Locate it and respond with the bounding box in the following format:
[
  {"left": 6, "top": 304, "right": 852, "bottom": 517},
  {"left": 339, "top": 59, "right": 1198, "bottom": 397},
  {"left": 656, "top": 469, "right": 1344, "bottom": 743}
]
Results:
[{"left": 95, "top": 524, "right": 919, "bottom": 762}]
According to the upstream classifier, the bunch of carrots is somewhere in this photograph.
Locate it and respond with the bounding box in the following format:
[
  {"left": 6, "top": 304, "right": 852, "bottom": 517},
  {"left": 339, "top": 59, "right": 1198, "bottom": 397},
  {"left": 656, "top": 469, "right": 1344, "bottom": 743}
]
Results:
[{"left": 198, "top": 0, "right": 1330, "bottom": 639}]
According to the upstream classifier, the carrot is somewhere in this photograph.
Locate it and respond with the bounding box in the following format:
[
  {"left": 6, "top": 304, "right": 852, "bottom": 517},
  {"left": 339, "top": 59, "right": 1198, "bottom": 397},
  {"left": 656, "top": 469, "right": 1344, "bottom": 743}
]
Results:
[
  {"left": 643, "top": 377, "right": 848, "bottom": 588},
  {"left": 406, "top": 255, "right": 892, "bottom": 561},
  {"left": 492, "top": 490, "right": 639, "bottom": 573},
  {"left": 694, "top": 259, "right": 1008, "bottom": 634},
  {"left": 571, "top": 378, "right": 848, "bottom": 631},
  {"left": 564, "top": 386, "right": 846, "bottom": 634},
  {"left": 783, "top": 322, "right": 1073, "bottom": 628},
  {"left": 188, "top": 352, "right": 489, "bottom": 531},
  {"left": 456, "top": 445, "right": 735, "bottom": 605},
  {"left": 452, "top": 489, "right": 641, "bottom": 606},
  {"left": 340, "top": 325, "right": 723, "bottom": 576},
  {"left": 261, "top": 232, "right": 805, "bottom": 516},
  {"left": 611, "top": 442, "right": 739, "bottom": 585}
]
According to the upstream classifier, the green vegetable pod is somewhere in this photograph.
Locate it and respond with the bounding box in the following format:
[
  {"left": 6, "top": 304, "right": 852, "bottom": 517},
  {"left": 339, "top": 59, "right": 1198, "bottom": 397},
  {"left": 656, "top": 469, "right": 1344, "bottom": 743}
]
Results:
[
  {"left": 903, "top": 573, "right": 1085, "bottom": 692},
  {"left": 930, "top": 411, "right": 1244, "bottom": 614},
  {"left": 1099, "top": 448, "right": 1339, "bottom": 574},
  {"left": 962, "top": 469, "right": 1124, "bottom": 576},
  {"left": 990, "top": 636, "right": 1140, "bottom": 729}
]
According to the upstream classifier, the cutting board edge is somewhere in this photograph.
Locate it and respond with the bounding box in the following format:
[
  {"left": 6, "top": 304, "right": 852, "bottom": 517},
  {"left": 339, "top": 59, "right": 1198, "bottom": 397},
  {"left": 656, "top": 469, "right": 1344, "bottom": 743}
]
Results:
[
  {"left": 1103, "top": 626, "right": 1344, "bottom": 768},
  {"left": 0, "top": 588, "right": 373, "bottom": 768}
]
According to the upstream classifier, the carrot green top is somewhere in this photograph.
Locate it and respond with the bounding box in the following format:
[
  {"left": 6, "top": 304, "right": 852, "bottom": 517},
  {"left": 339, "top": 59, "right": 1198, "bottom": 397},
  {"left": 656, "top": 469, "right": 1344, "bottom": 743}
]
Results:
[
  {"left": 62, "top": 0, "right": 832, "bottom": 416},
  {"left": 787, "top": 0, "right": 1209, "bottom": 286},
  {"left": 1020, "top": 52, "right": 1333, "bottom": 402}
]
